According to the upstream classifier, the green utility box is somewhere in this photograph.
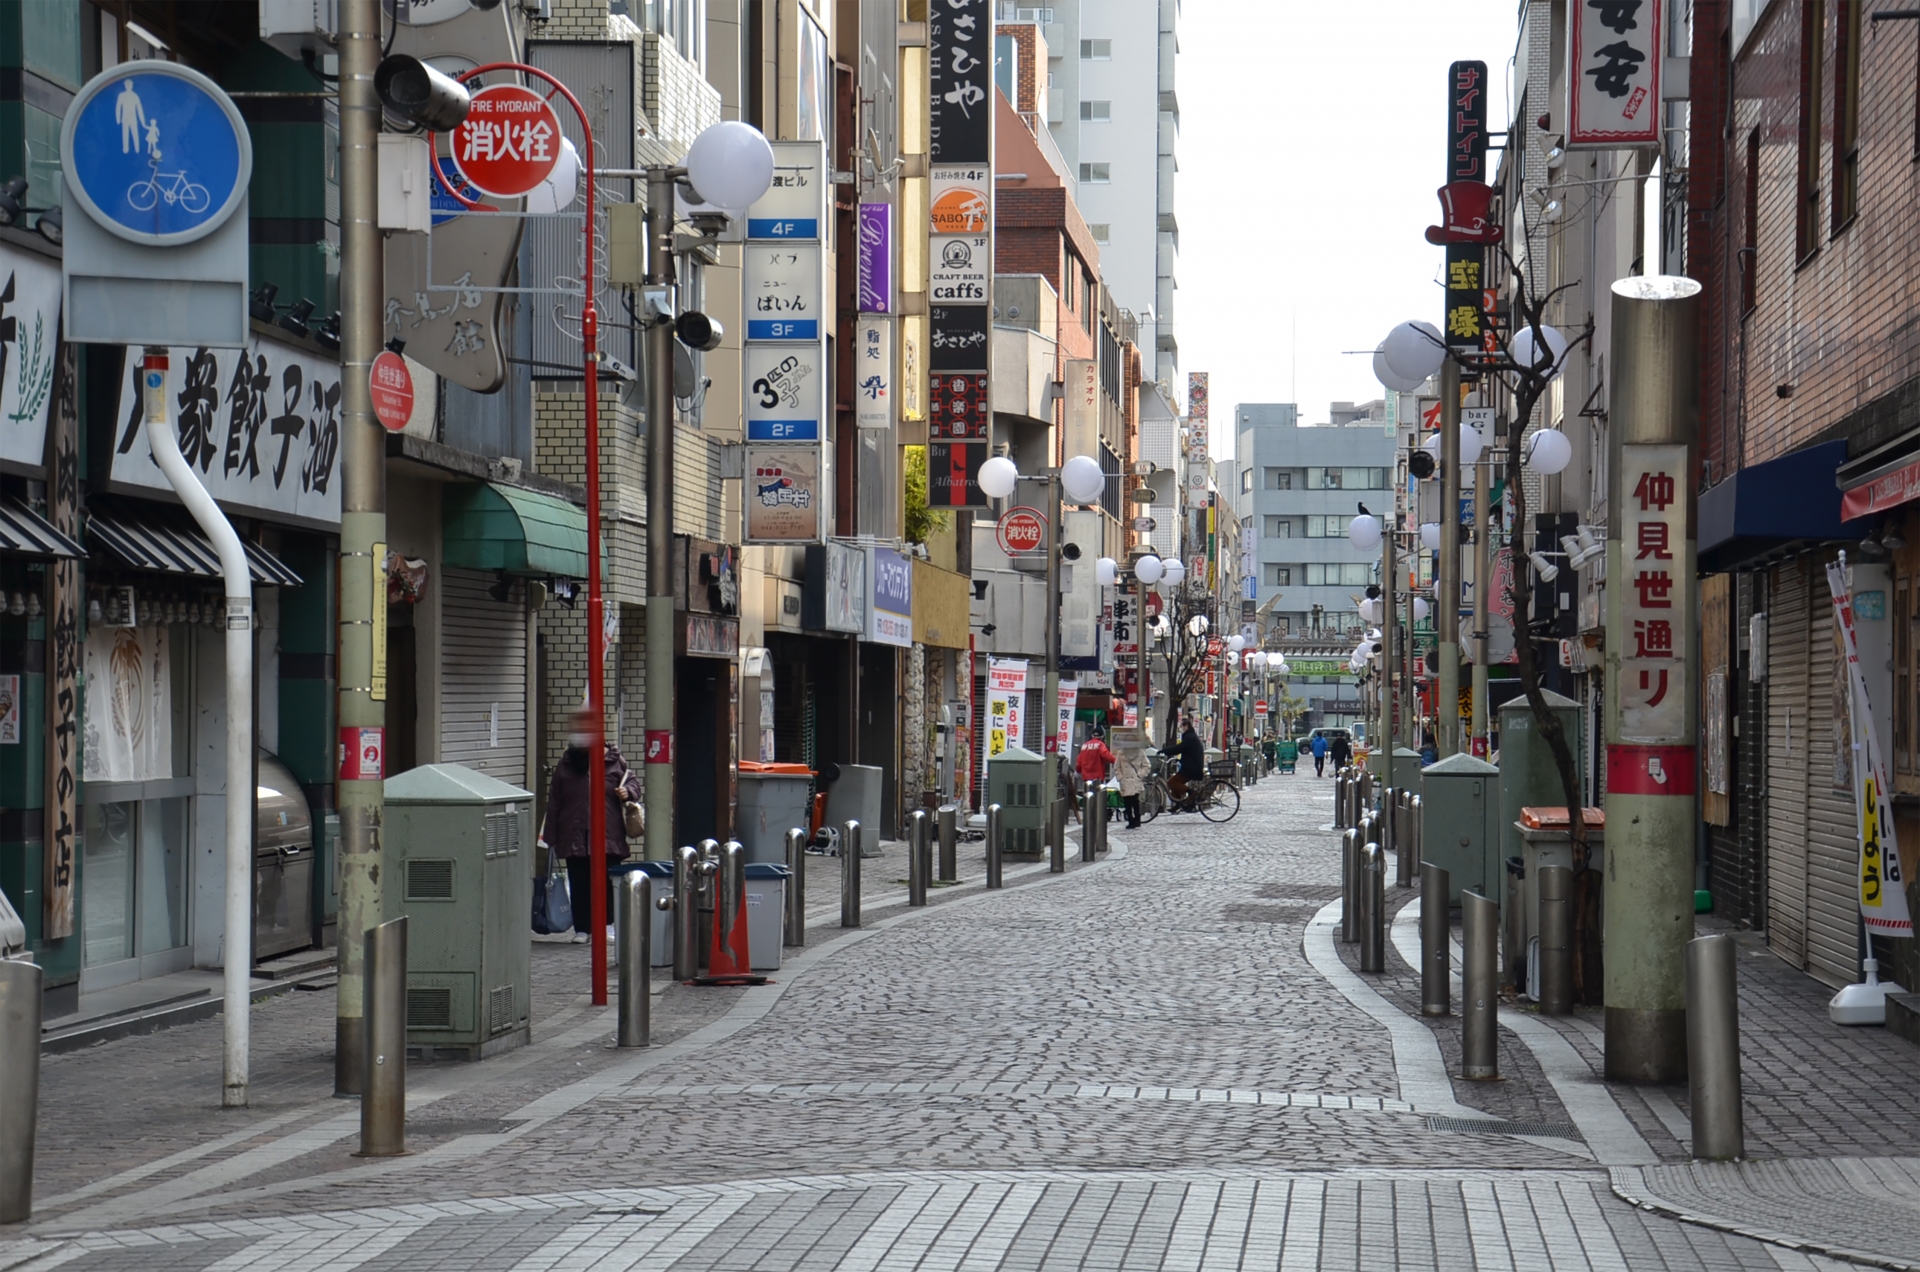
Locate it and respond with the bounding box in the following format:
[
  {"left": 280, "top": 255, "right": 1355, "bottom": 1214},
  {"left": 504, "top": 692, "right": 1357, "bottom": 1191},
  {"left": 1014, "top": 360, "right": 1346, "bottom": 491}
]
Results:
[
  {"left": 1239, "top": 744, "right": 1258, "bottom": 785},
  {"left": 1418, "top": 753, "right": 1501, "bottom": 904},
  {"left": 384, "top": 764, "right": 535, "bottom": 1060},
  {"left": 1497, "top": 690, "right": 1585, "bottom": 881},
  {"left": 986, "top": 746, "right": 1046, "bottom": 855}
]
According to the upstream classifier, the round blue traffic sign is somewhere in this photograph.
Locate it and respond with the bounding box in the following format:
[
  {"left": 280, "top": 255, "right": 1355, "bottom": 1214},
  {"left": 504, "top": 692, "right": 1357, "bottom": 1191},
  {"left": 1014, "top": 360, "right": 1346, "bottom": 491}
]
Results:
[{"left": 61, "top": 62, "right": 250, "bottom": 246}]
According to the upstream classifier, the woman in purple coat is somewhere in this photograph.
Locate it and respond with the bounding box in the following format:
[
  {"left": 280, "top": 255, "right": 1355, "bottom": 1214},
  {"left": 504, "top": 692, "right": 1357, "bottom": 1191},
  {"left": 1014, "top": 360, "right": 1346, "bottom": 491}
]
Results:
[{"left": 541, "top": 707, "right": 643, "bottom": 942}]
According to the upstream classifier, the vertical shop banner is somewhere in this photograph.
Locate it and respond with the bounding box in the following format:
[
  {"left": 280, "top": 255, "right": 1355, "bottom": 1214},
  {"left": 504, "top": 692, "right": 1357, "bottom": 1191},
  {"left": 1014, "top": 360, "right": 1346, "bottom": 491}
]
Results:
[
  {"left": 854, "top": 317, "right": 892, "bottom": 430},
  {"left": 986, "top": 658, "right": 1028, "bottom": 759},
  {"left": 1065, "top": 359, "right": 1099, "bottom": 460},
  {"left": 0, "top": 247, "right": 61, "bottom": 469},
  {"left": 1619, "top": 444, "right": 1689, "bottom": 740},
  {"left": 43, "top": 345, "right": 80, "bottom": 938},
  {"left": 1448, "top": 59, "right": 1488, "bottom": 181},
  {"left": 1826, "top": 562, "right": 1915, "bottom": 938},
  {"left": 745, "top": 140, "right": 829, "bottom": 543},
  {"left": 1568, "top": 0, "right": 1663, "bottom": 148},
  {"left": 82, "top": 624, "right": 173, "bottom": 784},
  {"left": 1052, "top": 680, "right": 1080, "bottom": 756},
  {"left": 856, "top": 202, "right": 892, "bottom": 313},
  {"left": 928, "top": 0, "right": 992, "bottom": 507}
]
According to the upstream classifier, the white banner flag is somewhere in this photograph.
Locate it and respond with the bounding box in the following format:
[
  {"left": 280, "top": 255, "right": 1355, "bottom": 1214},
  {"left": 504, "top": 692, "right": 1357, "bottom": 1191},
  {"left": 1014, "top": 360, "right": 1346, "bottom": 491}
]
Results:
[
  {"left": 986, "top": 658, "right": 1028, "bottom": 759},
  {"left": 1826, "top": 561, "right": 1914, "bottom": 939},
  {"left": 83, "top": 624, "right": 172, "bottom": 785}
]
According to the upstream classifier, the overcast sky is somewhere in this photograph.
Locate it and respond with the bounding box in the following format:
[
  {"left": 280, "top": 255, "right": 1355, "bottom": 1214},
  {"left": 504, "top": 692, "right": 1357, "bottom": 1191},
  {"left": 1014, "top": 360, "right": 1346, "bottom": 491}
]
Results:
[{"left": 1178, "top": 2, "right": 1519, "bottom": 448}]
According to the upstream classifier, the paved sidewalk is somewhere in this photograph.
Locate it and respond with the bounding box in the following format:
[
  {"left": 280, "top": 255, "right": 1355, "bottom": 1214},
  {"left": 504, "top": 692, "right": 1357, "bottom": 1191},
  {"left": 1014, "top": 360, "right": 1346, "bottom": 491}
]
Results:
[{"left": 0, "top": 769, "right": 1909, "bottom": 1269}]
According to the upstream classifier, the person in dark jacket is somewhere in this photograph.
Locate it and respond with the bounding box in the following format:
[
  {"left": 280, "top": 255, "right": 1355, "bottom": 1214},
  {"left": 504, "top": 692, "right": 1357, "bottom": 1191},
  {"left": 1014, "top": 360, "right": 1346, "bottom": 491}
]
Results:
[
  {"left": 541, "top": 707, "right": 643, "bottom": 942},
  {"left": 1160, "top": 719, "right": 1206, "bottom": 811},
  {"left": 1328, "top": 731, "right": 1353, "bottom": 770}
]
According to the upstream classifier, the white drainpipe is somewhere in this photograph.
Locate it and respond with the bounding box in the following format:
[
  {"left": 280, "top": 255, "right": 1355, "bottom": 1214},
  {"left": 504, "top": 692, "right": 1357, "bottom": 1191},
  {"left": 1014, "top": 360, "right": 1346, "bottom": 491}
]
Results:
[{"left": 140, "top": 349, "right": 254, "bottom": 1109}]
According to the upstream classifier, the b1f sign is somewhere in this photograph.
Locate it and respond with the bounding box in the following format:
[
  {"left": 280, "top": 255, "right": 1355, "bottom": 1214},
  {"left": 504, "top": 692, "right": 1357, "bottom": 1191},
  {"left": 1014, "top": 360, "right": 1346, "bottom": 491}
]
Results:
[{"left": 1568, "top": 0, "right": 1663, "bottom": 147}]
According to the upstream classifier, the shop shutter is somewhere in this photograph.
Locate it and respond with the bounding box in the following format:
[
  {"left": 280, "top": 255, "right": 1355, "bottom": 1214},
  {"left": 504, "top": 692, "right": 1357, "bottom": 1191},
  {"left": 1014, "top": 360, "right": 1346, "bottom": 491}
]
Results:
[
  {"left": 972, "top": 672, "right": 987, "bottom": 806},
  {"left": 1805, "top": 559, "right": 1863, "bottom": 986},
  {"left": 1765, "top": 560, "right": 1810, "bottom": 968},
  {"left": 1024, "top": 687, "right": 1044, "bottom": 751},
  {"left": 441, "top": 567, "right": 528, "bottom": 785}
]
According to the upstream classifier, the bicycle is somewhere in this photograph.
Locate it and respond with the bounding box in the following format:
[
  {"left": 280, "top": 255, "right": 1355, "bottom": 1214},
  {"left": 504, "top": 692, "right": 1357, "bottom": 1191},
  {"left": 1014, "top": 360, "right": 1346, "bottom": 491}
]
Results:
[
  {"left": 127, "top": 165, "right": 210, "bottom": 215},
  {"left": 1141, "top": 765, "right": 1241, "bottom": 824}
]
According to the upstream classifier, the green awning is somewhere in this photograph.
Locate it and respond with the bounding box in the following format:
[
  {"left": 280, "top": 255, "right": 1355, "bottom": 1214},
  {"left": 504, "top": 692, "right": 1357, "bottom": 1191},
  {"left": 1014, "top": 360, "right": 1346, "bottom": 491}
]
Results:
[{"left": 441, "top": 483, "right": 590, "bottom": 578}]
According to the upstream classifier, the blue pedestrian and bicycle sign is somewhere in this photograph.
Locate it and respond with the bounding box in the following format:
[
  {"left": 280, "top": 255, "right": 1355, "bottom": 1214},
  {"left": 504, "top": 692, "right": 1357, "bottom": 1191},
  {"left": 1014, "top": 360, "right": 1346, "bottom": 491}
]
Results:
[{"left": 61, "top": 62, "right": 250, "bottom": 247}]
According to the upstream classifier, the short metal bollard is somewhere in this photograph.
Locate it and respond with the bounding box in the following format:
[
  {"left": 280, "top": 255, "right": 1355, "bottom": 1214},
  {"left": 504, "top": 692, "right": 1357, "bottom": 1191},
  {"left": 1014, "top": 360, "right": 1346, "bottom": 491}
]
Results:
[
  {"left": 1380, "top": 786, "right": 1397, "bottom": 855},
  {"left": 1049, "top": 798, "right": 1067, "bottom": 873},
  {"left": 1360, "top": 842, "right": 1386, "bottom": 973},
  {"left": 617, "top": 872, "right": 651, "bottom": 1047},
  {"left": 908, "top": 809, "right": 930, "bottom": 906},
  {"left": 666, "top": 844, "right": 701, "bottom": 980},
  {"left": 784, "top": 828, "right": 807, "bottom": 946},
  {"left": 985, "top": 803, "right": 1004, "bottom": 889},
  {"left": 1408, "top": 794, "right": 1423, "bottom": 874},
  {"left": 1687, "top": 933, "right": 1745, "bottom": 1161},
  {"left": 1340, "top": 828, "right": 1361, "bottom": 944},
  {"left": 1537, "top": 864, "right": 1573, "bottom": 1015},
  {"left": 841, "top": 819, "right": 862, "bottom": 928},
  {"left": 1334, "top": 771, "right": 1349, "bottom": 828},
  {"left": 1461, "top": 891, "right": 1499, "bottom": 1080},
  {"left": 937, "top": 805, "right": 958, "bottom": 882},
  {"left": 358, "top": 916, "right": 407, "bottom": 1157},
  {"left": 1394, "top": 790, "right": 1413, "bottom": 888},
  {"left": 1503, "top": 856, "right": 1526, "bottom": 992},
  {"left": 1080, "top": 780, "right": 1097, "bottom": 863},
  {"left": 0, "top": 958, "right": 42, "bottom": 1222},
  {"left": 1421, "top": 865, "right": 1451, "bottom": 1016}
]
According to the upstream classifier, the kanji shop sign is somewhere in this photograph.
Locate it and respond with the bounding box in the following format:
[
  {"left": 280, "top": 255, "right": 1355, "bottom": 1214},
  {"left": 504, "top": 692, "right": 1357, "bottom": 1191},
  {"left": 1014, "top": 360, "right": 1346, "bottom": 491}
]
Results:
[
  {"left": 1619, "top": 443, "right": 1688, "bottom": 741},
  {"left": 370, "top": 349, "right": 413, "bottom": 433},
  {"left": 111, "top": 337, "right": 342, "bottom": 527},
  {"left": 1447, "top": 60, "right": 1488, "bottom": 182},
  {"left": 452, "top": 85, "right": 562, "bottom": 197},
  {"left": 927, "top": 0, "right": 991, "bottom": 507},
  {"left": 1569, "top": 0, "right": 1663, "bottom": 148}
]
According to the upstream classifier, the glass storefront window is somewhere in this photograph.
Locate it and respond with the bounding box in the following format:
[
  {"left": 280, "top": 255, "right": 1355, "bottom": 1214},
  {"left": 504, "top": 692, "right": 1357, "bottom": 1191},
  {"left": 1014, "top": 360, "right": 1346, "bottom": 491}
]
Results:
[
  {"left": 83, "top": 797, "right": 190, "bottom": 968},
  {"left": 82, "top": 802, "right": 135, "bottom": 968},
  {"left": 138, "top": 797, "right": 189, "bottom": 955}
]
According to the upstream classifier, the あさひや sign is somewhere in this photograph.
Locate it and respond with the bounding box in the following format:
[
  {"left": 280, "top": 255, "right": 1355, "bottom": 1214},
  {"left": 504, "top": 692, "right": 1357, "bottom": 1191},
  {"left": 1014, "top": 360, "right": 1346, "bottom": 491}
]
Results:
[
  {"left": 370, "top": 350, "right": 413, "bottom": 432},
  {"left": 996, "top": 506, "right": 1047, "bottom": 555},
  {"left": 451, "top": 85, "right": 562, "bottom": 198},
  {"left": 1568, "top": 0, "right": 1663, "bottom": 148}
]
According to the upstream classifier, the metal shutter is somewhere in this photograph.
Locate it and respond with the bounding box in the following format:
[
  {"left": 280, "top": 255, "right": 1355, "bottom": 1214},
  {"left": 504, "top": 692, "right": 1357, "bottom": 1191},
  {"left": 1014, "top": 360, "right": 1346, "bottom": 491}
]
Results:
[
  {"left": 1766, "top": 560, "right": 1810, "bottom": 968},
  {"left": 1805, "top": 559, "right": 1862, "bottom": 987},
  {"left": 441, "top": 567, "right": 528, "bottom": 784}
]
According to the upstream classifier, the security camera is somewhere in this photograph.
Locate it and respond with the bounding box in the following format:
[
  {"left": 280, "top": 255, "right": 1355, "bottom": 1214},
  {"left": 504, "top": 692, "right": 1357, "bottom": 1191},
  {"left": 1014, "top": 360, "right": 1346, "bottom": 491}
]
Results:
[
  {"left": 375, "top": 56, "right": 471, "bottom": 132},
  {"left": 674, "top": 311, "right": 725, "bottom": 352}
]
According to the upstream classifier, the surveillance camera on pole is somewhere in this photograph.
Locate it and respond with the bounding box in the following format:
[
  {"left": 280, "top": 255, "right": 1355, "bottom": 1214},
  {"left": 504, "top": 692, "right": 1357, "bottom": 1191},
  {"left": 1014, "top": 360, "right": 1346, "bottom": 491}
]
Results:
[
  {"left": 374, "top": 55, "right": 471, "bottom": 131},
  {"left": 674, "top": 311, "right": 724, "bottom": 352}
]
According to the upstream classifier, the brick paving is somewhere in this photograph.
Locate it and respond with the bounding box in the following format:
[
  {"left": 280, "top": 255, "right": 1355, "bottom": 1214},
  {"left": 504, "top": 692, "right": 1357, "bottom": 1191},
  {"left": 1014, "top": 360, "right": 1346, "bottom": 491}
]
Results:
[{"left": 0, "top": 770, "right": 1910, "bottom": 1269}]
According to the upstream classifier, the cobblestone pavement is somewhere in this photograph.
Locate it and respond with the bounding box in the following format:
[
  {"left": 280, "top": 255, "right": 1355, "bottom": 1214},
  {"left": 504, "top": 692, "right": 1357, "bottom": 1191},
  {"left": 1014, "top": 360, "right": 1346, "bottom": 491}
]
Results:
[{"left": 1, "top": 770, "right": 1911, "bottom": 1269}]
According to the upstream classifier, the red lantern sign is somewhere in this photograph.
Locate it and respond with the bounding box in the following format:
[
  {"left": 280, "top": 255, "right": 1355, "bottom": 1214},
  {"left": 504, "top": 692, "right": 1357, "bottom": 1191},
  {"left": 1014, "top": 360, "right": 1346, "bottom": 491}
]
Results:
[
  {"left": 451, "top": 84, "right": 563, "bottom": 198},
  {"left": 369, "top": 350, "right": 414, "bottom": 433}
]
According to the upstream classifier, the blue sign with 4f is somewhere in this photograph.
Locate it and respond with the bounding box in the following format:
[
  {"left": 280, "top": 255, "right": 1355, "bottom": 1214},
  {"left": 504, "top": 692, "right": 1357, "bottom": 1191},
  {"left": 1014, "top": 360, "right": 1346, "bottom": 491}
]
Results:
[{"left": 65, "top": 64, "right": 248, "bottom": 246}]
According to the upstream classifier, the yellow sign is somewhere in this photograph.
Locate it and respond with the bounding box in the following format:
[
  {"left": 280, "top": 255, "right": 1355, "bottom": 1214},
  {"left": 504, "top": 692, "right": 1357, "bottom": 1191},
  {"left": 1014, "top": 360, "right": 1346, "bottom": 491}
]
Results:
[{"left": 371, "top": 542, "right": 388, "bottom": 703}]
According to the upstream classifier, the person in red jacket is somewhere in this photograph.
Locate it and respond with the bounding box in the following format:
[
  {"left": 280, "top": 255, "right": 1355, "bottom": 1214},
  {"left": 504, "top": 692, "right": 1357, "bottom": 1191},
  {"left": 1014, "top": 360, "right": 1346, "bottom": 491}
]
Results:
[{"left": 1075, "top": 727, "right": 1115, "bottom": 823}]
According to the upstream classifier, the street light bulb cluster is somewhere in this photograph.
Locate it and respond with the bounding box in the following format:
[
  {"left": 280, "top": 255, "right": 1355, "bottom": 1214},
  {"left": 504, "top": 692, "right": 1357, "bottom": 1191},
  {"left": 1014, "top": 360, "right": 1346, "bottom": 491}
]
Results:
[
  {"left": 1060, "top": 454, "right": 1105, "bottom": 504},
  {"left": 683, "top": 120, "right": 776, "bottom": 211},
  {"left": 978, "top": 454, "right": 1019, "bottom": 499},
  {"left": 1525, "top": 427, "right": 1574, "bottom": 474}
]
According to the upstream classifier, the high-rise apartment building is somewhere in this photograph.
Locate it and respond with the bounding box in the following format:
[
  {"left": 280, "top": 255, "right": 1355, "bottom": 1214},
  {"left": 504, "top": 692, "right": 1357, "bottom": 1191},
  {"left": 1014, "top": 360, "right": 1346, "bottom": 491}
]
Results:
[{"left": 1000, "top": 0, "right": 1178, "bottom": 392}]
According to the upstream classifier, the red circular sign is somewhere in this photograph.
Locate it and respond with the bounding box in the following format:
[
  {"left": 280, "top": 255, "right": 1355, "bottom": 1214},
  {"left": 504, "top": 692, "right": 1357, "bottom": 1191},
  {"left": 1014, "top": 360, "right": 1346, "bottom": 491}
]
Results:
[
  {"left": 995, "top": 506, "right": 1047, "bottom": 555},
  {"left": 450, "top": 85, "right": 563, "bottom": 198},
  {"left": 370, "top": 351, "right": 414, "bottom": 433}
]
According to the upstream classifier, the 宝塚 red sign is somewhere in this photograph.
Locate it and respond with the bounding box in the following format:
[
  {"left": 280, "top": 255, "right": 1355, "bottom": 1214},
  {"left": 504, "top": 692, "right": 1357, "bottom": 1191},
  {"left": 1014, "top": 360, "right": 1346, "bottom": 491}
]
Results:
[
  {"left": 995, "top": 506, "right": 1047, "bottom": 555},
  {"left": 451, "top": 85, "right": 562, "bottom": 198},
  {"left": 370, "top": 350, "right": 414, "bottom": 433}
]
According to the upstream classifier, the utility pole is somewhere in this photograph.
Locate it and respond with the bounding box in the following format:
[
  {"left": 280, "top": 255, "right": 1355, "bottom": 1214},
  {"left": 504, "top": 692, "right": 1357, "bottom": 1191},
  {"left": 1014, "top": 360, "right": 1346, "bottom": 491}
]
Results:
[
  {"left": 644, "top": 168, "right": 680, "bottom": 861},
  {"left": 1471, "top": 429, "right": 1490, "bottom": 754},
  {"left": 334, "top": 0, "right": 384, "bottom": 1097},
  {"left": 1380, "top": 517, "right": 1397, "bottom": 791},
  {"left": 1436, "top": 359, "right": 1462, "bottom": 757},
  {"left": 1044, "top": 469, "right": 1062, "bottom": 839}
]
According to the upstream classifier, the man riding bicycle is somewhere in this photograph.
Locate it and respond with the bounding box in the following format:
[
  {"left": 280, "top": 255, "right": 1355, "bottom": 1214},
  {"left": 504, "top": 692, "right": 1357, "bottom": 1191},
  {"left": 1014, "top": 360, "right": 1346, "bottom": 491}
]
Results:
[{"left": 1160, "top": 718, "right": 1206, "bottom": 812}]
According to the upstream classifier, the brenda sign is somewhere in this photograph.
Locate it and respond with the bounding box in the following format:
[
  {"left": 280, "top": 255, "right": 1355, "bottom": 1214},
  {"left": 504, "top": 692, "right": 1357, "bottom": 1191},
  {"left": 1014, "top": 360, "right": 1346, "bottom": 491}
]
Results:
[{"left": 869, "top": 546, "right": 912, "bottom": 647}]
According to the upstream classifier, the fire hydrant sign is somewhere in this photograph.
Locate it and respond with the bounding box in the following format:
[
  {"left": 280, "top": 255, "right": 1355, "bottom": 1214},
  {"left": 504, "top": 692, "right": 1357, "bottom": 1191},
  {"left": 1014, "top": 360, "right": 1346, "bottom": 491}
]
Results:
[
  {"left": 1618, "top": 444, "right": 1689, "bottom": 741},
  {"left": 451, "top": 85, "right": 561, "bottom": 198},
  {"left": 369, "top": 350, "right": 414, "bottom": 433},
  {"left": 995, "top": 506, "right": 1046, "bottom": 555}
]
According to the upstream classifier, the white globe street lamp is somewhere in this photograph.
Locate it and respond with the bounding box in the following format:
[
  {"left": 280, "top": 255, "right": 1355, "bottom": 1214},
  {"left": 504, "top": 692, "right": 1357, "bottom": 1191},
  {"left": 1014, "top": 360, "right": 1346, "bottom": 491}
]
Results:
[
  {"left": 684, "top": 120, "right": 777, "bottom": 211},
  {"left": 1510, "top": 322, "right": 1570, "bottom": 381},
  {"left": 1524, "top": 428, "right": 1574, "bottom": 474},
  {"left": 1348, "top": 513, "right": 1382, "bottom": 552},
  {"left": 1162, "top": 558, "right": 1187, "bottom": 587},
  {"left": 978, "top": 454, "right": 1019, "bottom": 500},
  {"left": 1134, "top": 553, "right": 1164, "bottom": 584},
  {"left": 1060, "top": 454, "right": 1106, "bottom": 504},
  {"left": 1096, "top": 556, "right": 1118, "bottom": 586},
  {"left": 1383, "top": 320, "right": 1448, "bottom": 382}
]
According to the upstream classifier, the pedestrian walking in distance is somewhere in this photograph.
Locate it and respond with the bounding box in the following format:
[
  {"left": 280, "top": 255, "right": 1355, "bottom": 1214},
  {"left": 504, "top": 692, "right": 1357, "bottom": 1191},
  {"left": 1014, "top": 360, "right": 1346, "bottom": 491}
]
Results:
[
  {"left": 1114, "top": 741, "right": 1146, "bottom": 829},
  {"left": 1329, "top": 731, "right": 1352, "bottom": 771},
  {"left": 541, "top": 707, "right": 643, "bottom": 944},
  {"left": 1076, "top": 726, "right": 1115, "bottom": 823},
  {"left": 1311, "top": 732, "right": 1328, "bottom": 777}
]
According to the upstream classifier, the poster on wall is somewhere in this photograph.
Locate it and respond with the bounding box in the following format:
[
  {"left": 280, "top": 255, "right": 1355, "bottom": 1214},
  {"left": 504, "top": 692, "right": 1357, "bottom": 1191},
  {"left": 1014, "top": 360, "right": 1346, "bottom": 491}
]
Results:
[
  {"left": 987, "top": 658, "right": 1028, "bottom": 760},
  {"left": 1052, "top": 680, "right": 1079, "bottom": 756},
  {"left": 0, "top": 246, "right": 62, "bottom": 470},
  {"left": 111, "top": 339, "right": 344, "bottom": 527},
  {"left": 83, "top": 624, "right": 172, "bottom": 785}
]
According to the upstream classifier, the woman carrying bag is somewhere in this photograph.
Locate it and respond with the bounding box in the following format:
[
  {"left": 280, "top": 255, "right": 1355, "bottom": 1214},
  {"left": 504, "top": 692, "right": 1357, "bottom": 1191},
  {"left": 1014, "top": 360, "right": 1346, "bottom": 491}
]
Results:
[{"left": 540, "top": 707, "right": 645, "bottom": 943}]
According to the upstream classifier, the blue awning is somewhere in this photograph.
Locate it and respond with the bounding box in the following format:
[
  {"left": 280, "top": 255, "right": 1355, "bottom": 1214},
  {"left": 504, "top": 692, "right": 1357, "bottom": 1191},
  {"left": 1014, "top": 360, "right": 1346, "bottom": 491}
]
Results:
[{"left": 1699, "top": 440, "right": 1866, "bottom": 573}]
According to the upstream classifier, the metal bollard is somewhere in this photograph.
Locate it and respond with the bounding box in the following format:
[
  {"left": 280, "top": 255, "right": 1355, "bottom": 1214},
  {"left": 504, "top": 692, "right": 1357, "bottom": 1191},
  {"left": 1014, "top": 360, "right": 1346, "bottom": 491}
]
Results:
[
  {"left": 985, "top": 803, "right": 1004, "bottom": 888},
  {"left": 1340, "top": 828, "right": 1361, "bottom": 944},
  {"left": 784, "top": 828, "right": 807, "bottom": 946},
  {"left": 1421, "top": 865, "right": 1452, "bottom": 1016},
  {"left": 937, "top": 805, "right": 958, "bottom": 881},
  {"left": 1394, "top": 790, "right": 1413, "bottom": 888},
  {"left": 908, "top": 810, "right": 930, "bottom": 906},
  {"left": 841, "top": 819, "right": 862, "bottom": 928},
  {"left": 0, "top": 958, "right": 42, "bottom": 1222},
  {"left": 1360, "top": 842, "right": 1386, "bottom": 973},
  {"left": 1503, "top": 856, "right": 1526, "bottom": 991},
  {"left": 1380, "top": 786, "right": 1397, "bottom": 856},
  {"left": 717, "top": 840, "right": 747, "bottom": 964},
  {"left": 695, "top": 838, "right": 721, "bottom": 972},
  {"left": 1049, "top": 798, "right": 1067, "bottom": 873},
  {"left": 617, "top": 872, "right": 651, "bottom": 1047},
  {"left": 1687, "top": 933, "right": 1745, "bottom": 1161},
  {"left": 1409, "top": 794, "right": 1423, "bottom": 874},
  {"left": 1537, "top": 864, "right": 1573, "bottom": 1015},
  {"left": 1080, "top": 779, "right": 1097, "bottom": 863},
  {"left": 668, "top": 844, "right": 701, "bottom": 980},
  {"left": 358, "top": 916, "right": 407, "bottom": 1157},
  {"left": 1334, "top": 771, "right": 1349, "bottom": 828},
  {"left": 1461, "top": 891, "right": 1499, "bottom": 1080}
]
